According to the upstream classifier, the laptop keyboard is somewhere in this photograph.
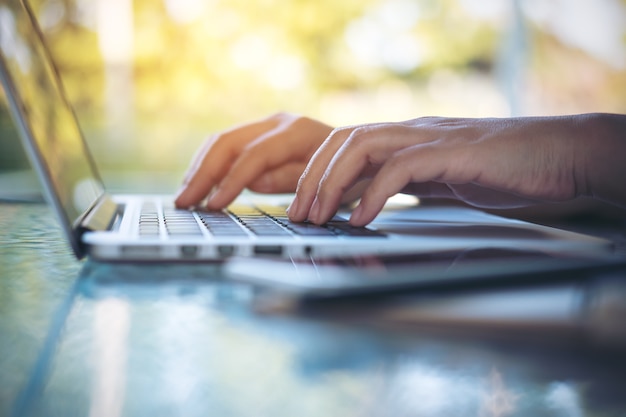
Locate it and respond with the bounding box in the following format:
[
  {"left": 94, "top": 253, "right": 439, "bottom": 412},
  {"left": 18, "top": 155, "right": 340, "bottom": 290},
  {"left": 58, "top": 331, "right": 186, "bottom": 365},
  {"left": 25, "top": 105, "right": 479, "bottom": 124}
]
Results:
[{"left": 138, "top": 202, "right": 385, "bottom": 239}]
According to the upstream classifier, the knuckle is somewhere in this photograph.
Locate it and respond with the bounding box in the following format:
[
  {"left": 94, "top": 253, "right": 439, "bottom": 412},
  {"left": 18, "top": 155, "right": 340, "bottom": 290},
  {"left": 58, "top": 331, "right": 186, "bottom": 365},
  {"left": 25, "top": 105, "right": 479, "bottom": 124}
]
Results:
[
  {"left": 197, "top": 133, "right": 220, "bottom": 154},
  {"left": 237, "top": 148, "right": 267, "bottom": 172},
  {"left": 328, "top": 126, "right": 354, "bottom": 141},
  {"left": 241, "top": 137, "right": 265, "bottom": 153},
  {"left": 325, "top": 126, "right": 374, "bottom": 154},
  {"left": 242, "top": 139, "right": 283, "bottom": 166},
  {"left": 289, "top": 114, "right": 314, "bottom": 130},
  {"left": 210, "top": 131, "right": 239, "bottom": 154},
  {"left": 345, "top": 126, "right": 377, "bottom": 150}
]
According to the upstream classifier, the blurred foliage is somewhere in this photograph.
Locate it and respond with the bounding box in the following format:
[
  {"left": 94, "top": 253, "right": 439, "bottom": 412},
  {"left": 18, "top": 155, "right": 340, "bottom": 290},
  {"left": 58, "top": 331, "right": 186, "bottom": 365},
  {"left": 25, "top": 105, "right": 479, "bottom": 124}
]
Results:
[{"left": 1, "top": 0, "right": 625, "bottom": 185}]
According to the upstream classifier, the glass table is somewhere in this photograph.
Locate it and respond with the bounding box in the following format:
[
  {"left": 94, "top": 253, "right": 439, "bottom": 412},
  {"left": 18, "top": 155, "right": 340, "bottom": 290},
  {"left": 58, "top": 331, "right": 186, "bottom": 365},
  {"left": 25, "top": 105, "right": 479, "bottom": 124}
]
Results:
[{"left": 1, "top": 202, "right": 626, "bottom": 417}]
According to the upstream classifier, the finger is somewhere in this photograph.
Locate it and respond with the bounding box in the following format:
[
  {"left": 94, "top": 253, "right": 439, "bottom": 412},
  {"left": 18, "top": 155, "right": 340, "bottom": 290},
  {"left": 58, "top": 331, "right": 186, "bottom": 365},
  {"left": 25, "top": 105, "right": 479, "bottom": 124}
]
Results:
[
  {"left": 182, "top": 135, "right": 215, "bottom": 185},
  {"left": 307, "top": 124, "right": 417, "bottom": 224},
  {"left": 175, "top": 118, "right": 281, "bottom": 208},
  {"left": 288, "top": 126, "right": 358, "bottom": 222},
  {"left": 205, "top": 131, "right": 311, "bottom": 209},
  {"left": 247, "top": 162, "right": 306, "bottom": 194},
  {"left": 307, "top": 141, "right": 371, "bottom": 224},
  {"left": 353, "top": 143, "right": 544, "bottom": 225},
  {"left": 175, "top": 135, "right": 220, "bottom": 208},
  {"left": 340, "top": 179, "right": 372, "bottom": 205},
  {"left": 350, "top": 144, "right": 453, "bottom": 226},
  {"left": 189, "top": 117, "right": 281, "bottom": 184},
  {"left": 175, "top": 144, "right": 224, "bottom": 208}
]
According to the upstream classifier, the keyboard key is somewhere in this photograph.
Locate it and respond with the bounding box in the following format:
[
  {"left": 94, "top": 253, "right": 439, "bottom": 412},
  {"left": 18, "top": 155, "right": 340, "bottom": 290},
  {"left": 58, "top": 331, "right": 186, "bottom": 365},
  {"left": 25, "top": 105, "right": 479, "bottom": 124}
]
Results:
[
  {"left": 198, "top": 211, "right": 251, "bottom": 237},
  {"left": 137, "top": 202, "right": 386, "bottom": 240}
]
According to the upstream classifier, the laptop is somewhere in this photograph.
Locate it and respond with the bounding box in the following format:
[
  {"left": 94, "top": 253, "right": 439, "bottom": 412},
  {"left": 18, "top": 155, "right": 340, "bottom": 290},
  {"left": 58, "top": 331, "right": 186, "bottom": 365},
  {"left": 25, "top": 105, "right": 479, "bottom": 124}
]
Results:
[{"left": 0, "top": 0, "right": 616, "bottom": 263}]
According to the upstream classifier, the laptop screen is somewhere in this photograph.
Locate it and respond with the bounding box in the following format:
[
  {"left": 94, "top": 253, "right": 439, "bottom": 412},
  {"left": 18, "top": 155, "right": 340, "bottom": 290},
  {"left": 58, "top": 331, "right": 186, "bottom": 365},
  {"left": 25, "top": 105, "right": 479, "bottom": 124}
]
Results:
[{"left": 0, "top": 1, "right": 105, "bottom": 228}]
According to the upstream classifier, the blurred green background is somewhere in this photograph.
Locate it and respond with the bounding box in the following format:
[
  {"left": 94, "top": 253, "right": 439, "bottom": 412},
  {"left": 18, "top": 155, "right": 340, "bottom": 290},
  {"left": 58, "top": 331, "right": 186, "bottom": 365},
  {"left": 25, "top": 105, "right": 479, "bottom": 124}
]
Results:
[{"left": 1, "top": 0, "right": 625, "bottom": 193}]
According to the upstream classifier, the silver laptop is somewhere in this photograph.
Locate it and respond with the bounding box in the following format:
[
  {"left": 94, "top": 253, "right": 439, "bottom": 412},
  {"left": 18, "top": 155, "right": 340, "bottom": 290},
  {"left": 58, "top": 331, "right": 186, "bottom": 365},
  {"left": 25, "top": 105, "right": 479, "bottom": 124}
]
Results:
[{"left": 0, "top": 0, "right": 615, "bottom": 262}]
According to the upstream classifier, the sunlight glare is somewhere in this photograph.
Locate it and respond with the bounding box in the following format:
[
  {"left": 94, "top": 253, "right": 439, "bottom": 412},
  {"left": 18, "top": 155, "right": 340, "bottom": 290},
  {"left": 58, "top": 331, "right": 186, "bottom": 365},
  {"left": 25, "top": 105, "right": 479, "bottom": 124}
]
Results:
[
  {"left": 264, "top": 54, "right": 306, "bottom": 90},
  {"left": 231, "top": 35, "right": 272, "bottom": 70},
  {"left": 345, "top": 0, "right": 423, "bottom": 73},
  {"left": 96, "top": 0, "right": 132, "bottom": 63},
  {"left": 164, "top": 0, "right": 211, "bottom": 24}
]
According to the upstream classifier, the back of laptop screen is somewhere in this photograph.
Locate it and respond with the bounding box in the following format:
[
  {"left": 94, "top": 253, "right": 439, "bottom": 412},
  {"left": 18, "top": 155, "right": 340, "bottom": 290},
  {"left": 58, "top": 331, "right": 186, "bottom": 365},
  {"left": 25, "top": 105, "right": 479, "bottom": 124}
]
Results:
[{"left": 0, "top": 1, "right": 104, "bottom": 228}]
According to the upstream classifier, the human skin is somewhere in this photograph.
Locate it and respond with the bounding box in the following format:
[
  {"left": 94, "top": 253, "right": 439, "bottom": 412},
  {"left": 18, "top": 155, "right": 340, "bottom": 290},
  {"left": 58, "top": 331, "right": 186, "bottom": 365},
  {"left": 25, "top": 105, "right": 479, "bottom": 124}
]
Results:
[
  {"left": 175, "top": 113, "right": 333, "bottom": 209},
  {"left": 175, "top": 112, "right": 626, "bottom": 226}
]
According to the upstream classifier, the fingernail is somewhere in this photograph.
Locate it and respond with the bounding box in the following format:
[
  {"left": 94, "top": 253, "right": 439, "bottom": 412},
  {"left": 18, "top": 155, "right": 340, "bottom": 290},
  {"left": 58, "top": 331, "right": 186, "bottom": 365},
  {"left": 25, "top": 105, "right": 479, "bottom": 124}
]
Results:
[{"left": 308, "top": 198, "right": 321, "bottom": 223}]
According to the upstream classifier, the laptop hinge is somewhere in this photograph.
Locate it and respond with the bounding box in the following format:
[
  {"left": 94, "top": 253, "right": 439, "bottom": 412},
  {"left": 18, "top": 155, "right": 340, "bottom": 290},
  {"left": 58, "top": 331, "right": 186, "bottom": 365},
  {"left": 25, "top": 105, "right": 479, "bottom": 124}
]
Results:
[{"left": 80, "top": 194, "right": 119, "bottom": 231}]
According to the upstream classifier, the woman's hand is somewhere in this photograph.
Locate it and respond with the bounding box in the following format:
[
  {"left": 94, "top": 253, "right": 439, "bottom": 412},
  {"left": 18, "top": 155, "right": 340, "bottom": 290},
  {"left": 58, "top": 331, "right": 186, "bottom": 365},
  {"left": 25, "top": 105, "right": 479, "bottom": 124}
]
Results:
[
  {"left": 175, "top": 113, "right": 333, "bottom": 209},
  {"left": 287, "top": 115, "right": 616, "bottom": 226}
]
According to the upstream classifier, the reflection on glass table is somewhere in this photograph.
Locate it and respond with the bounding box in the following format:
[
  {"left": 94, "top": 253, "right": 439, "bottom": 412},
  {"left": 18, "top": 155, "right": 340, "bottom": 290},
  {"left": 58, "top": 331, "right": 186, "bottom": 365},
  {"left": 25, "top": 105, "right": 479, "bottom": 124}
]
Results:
[{"left": 2, "top": 202, "right": 626, "bottom": 417}]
